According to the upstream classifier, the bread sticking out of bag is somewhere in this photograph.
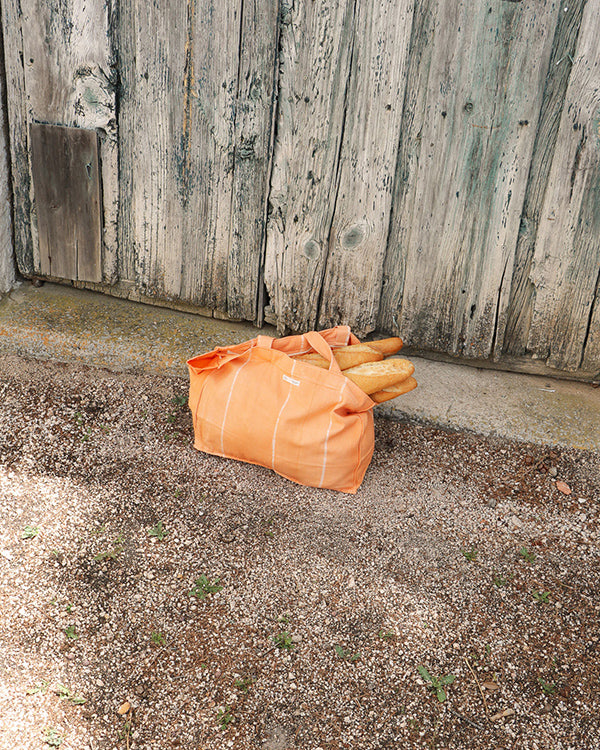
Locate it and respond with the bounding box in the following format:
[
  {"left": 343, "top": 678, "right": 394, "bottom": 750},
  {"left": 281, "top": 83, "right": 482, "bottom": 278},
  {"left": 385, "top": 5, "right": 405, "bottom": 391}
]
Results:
[
  {"left": 343, "top": 358, "right": 415, "bottom": 395},
  {"left": 364, "top": 337, "right": 403, "bottom": 357},
  {"left": 292, "top": 343, "right": 383, "bottom": 371},
  {"left": 370, "top": 376, "right": 417, "bottom": 404}
]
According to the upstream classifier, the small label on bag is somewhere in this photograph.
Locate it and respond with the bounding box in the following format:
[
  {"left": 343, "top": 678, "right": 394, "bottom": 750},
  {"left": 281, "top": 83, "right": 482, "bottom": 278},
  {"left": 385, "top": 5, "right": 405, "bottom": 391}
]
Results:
[{"left": 283, "top": 374, "right": 300, "bottom": 386}]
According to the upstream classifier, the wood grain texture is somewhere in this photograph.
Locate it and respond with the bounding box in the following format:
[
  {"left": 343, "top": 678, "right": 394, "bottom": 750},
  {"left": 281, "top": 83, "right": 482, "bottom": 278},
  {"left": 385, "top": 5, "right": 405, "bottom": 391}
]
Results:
[
  {"left": 3, "top": 0, "right": 118, "bottom": 282},
  {"left": 0, "top": 17, "right": 16, "bottom": 294},
  {"left": 264, "top": 0, "right": 356, "bottom": 333},
  {"left": 379, "top": 0, "right": 559, "bottom": 359},
  {"left": 227, "top": 0, "right": 280, "bottom": 321},
  {"left": 316, "top": 0, "right": 414, "bottom": 336},
  {"left": 525, "top": 0, "right": 600, "bottom": 372},
  {"left": 117, "top": 0, "right": 188, "bottom": 293},
  {"left": 119, "top": 0, "right": 277, "bottom": 319},
  {"left": 501, "top": 0, "right": 587, "bottom": 359},
  {"left": 30, "top": 123, "right": 102, "bottom": 282},
  {"left": 1, "top": 0, "right": 33, "bottom": 275}
]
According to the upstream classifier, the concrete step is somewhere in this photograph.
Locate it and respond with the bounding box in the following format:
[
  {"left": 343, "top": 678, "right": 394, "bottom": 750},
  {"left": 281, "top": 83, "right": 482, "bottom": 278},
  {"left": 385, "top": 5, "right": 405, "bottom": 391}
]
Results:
[{"left": 1, "top": 281, "right": 598, "bottom": 450}]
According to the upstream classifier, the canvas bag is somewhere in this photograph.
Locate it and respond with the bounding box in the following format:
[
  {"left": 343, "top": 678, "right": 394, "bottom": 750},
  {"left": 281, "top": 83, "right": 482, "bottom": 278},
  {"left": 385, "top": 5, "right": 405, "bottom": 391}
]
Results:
[{"left": 187, "top": 326, "right": 375, "bottom": 493}]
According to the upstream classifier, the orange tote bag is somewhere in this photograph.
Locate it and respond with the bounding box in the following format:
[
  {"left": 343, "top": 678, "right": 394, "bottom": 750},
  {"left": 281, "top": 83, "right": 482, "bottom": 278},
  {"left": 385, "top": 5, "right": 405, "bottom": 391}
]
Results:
[{"left": 187, "top": 327, "right": 375, "bottom": 493}]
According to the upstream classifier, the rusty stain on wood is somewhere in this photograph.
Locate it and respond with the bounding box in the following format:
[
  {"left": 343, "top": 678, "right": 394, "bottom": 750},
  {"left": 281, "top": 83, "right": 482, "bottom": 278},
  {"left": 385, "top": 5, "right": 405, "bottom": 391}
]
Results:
[{"left": 181, "top": 0, "right": 196, "bottom": 187}]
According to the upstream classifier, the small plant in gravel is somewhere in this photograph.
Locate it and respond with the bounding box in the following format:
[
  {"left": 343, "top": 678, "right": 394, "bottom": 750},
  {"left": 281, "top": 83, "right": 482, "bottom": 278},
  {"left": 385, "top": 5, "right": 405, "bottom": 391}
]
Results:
[
  {"left": 377, "top": 629, "right": 395, "bottom": 641},
  {"left": 334, "top": 645, "right": 360, "bottom": 662},
  {"left": 94, "top": 546, "right": 123, "bottom": 562},
  {"left": 407, "top": 717, "right": 420, "bottom": 732},
  {"left": 45, "top": 728, "right": 63, "bottom": 747},
  {"left": 188, "top": 574, "right": 223, "bottom": 599},
  {"left": 64, "top": 625, "right": 79, "bottom": 640},
  {"left": 272, "top": 631, "right": 294, "bottom": 650},
  {"left": 21, "top": 525, "right": 39, "bottom": 539},
  {"left": 461, "top": 547, "right": 478, "bottom": 561},
  {"left": 26, "top": 679, "right": 50, "bottom": 695},
  {"left": 532, "top": 589, "right": 551, "bottom": 603},
  {"left": 217, "top": 706, "right": 233, "bottom": 730},
  {"left": 493, "top": 573, "right": 511, "bottom": 587},
  {"left": 519, "top": 546, "right": 536, "bottom": 563},
  {"left": 55, "top": 684, "right": 87, "bottom": 704},
  {"left": 94, "top": 533, "right": 124, "bottom": 562},
  {"left": 150, "top": 630, "right": 166, "bottom": 645},
  {"left": 538, "top": 677, "right": 557, "bottom": 695},
  {"left": 148, "top": 521, "right": 168, "bottom": 540},
  {"left": 171, "top": 395, "right": 187, "bottom": 407},
  {"left": 234, "top": 677, "right": 254, "bottom": 693},
  {"left": 118, "top": 719, "right": 133, "bottom": 744},
  {"left": 417, "top": 665, "right": 455, "bottom": 702}
]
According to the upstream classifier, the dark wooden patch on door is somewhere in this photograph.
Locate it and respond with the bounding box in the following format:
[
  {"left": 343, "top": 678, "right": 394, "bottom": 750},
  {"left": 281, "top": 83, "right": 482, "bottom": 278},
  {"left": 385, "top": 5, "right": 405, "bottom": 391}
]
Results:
[{"left": 30, "top": 123, "right": 102, "bottom": 282}]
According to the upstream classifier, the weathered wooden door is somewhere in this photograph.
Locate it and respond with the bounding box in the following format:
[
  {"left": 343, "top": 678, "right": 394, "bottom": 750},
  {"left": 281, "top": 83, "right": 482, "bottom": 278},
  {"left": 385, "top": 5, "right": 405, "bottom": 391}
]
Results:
[
  {"left": 2, "top": 0, "right": 279, "bottom": 322},
  {"left": 2, "top": 0, "right": 599, "bottom": 378}
]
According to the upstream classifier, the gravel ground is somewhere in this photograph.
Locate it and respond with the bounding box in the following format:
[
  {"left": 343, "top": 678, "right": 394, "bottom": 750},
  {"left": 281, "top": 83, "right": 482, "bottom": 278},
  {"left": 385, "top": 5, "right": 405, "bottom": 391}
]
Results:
[{"left": 0, "top": 354, "right": 599, "bottom": 750}]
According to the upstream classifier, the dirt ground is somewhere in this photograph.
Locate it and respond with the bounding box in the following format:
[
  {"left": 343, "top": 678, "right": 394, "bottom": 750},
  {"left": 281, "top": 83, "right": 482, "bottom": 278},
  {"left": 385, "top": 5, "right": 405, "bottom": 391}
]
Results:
[{"left": 0, "top": 354, "right": 598, "bottom": 750}]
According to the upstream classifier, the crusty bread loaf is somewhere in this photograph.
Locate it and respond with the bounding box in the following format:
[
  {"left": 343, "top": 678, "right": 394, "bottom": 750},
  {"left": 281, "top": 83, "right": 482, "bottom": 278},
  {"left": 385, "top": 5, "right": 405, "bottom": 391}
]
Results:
[
  {"left": 365, "top": 337, "right": 403, "bottom": 357},
  {"left": 370, "top": 376, "right": 417, "bottom": 403},
  {"left": 292, "top": 343, "right": 383, "bottom": 371},
  {"left": 343, "top": 358, "right": 415, "bottom": 395}
]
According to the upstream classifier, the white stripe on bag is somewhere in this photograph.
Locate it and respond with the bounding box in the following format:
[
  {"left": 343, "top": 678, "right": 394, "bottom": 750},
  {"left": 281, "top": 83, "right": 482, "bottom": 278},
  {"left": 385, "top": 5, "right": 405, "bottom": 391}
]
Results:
[
  {"left": 272, "top": 360, "right": 296, "bottom": 470},
  {"left": 220, "top": 357, "right": 251, "bottom": 455},
  {"left": 319, "top": 379, "right": 346, "bottom": 488}
]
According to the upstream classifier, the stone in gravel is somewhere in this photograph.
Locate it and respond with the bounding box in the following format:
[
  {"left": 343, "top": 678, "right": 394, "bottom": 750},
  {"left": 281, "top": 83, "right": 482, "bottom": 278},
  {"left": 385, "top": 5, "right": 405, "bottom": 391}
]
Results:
[
  {"left": 262, "top": 726, "right": 288, "bottom": 750},
  {"left": 548, "top": 467, "right": 558, "bottom": 477},
  {"left": 507, "top": 515, "right": 523, "bottom": 530}
]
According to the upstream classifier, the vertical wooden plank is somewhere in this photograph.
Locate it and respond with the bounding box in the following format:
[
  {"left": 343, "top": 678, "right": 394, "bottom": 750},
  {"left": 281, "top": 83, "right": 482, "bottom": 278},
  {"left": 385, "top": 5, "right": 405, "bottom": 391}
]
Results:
[
  {"left": 582, "top": 273, "right": 600, "bottom": 375},
  {"left": 1, "top": 0, "right": 33, "bottom": 275},
  {"left": 2, "top": 0, "right": 117, "bottom": 282},
  {"left": 227, "top": 0, "right": 280, "bottom": 321},
  {"left": 379, "top": 0, "right": 559, "bottom": 359},
  {"left": 264, "top": 0, "right": 356, "bottom": 333},
  {"left": 316, "top": 0, "right": 414, "bottom": 336},
  {"left": 30, "top": 124, "right": 102, "bottom": 282},
  {"left": 501, "top": 0, "right": 587, "bottom": 359},
  {"left": 180, "top": 0, "right": 243, "bottom": 311},
  {"left": 118, "top": 0, "right": 187, "bottom": 294},
  {"left": 0, "top": 15, "right": 16, "bottom": 293},
  {"left": 523, "top": 0, "right": 600, "bottom": 372},
  {"left": 120, "top": 0, "right": 276, "bottom": 320}
]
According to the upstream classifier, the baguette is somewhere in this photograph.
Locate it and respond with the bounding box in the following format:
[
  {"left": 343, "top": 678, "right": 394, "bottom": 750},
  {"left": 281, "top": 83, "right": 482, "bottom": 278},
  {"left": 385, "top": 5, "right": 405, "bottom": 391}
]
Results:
[
  {"left": 343, "top": 358, "right": 415, "bottom": 395},
  {"left": 292, "top": 343, "right": 383, "bottom": 371},
  {"left": 370, "top": 376, "right": 417, "bottom": 403},
  {"left": 365, "top": 337, "right": 403, "bottom": 357}
]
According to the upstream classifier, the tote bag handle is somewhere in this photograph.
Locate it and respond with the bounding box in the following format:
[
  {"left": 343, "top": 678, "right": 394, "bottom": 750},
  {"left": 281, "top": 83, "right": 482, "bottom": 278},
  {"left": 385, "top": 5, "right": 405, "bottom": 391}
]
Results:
[
  {"left": 256, "top": 331, "right": 342, "bottom": 374},
  {"left": 304, "top": 331, "right": 343, "bottom": 374}
]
